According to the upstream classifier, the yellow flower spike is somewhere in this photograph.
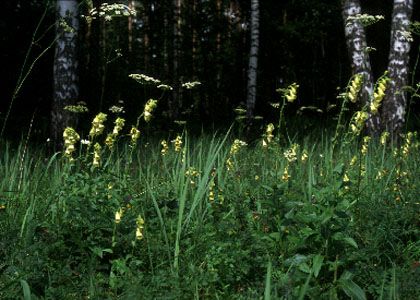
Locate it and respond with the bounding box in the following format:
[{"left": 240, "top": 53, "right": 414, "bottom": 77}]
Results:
[
  {"left": 283, "top": 143, "right": 299, "bottom": 163},
  {"left": 143, "top": 99, "right": 158, "bottom": 122},
  {"left": 92, "top": 143, "right": 101, "bottom": 167},
  {"left": 89, "top": 112, "right": 107, "bottom": 138},
  {"left": 63, "top": 127, "right": 80, "bottom": 159},
  {"left": 129, "top": 127, "right": 141, "bottom": 147},
  {"left": 265, "top": 123, "right": 275, "bottom": 143},
  {"left": 114, "top": 208, "right": 124, "bottom": 224},
  {"left": 135, "top": 215, "right": 145, "bottom": 240},
  {"left": 301, "top": 150, "right": 308, "bottom": 162},
  {"left": 161, "top": 140, "right": 169, "bottom": 156},
  {"left": 380, "top": 131, "right": 389, "bottom": 146},
  {"left": 361, "top": 136, "right": 371, "bottom": 155},
  {"left": 343, "top": 173, "right": 350, "bottom": 183},
  {"left": 282, "top": 165, "right": 290, "bottom": 182},
  {"left": 285, "top": 83, "right": 299, "bottom": 103},
  {"left": 171, "top": 135, "right": 183, "bottom": 152},
  {"left": 347, "top": 74, "right": 363, "bottom": 103}
]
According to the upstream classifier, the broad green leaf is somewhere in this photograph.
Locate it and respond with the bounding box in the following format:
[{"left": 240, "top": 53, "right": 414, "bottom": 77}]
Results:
[
  {"left": 312, "top": 254, "right": 324, "bottom": 278},
  {"left": 339, "top": 278, "right": 366, "bottom": 300},
  {"left": 264, "top": 260, "right": 272, "bottom": 300},
  {"left": 20, "top": 279, "right": 31, "bottom": 300}
]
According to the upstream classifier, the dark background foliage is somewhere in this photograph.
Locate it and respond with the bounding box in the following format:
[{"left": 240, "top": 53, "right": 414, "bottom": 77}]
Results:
[{"left": 0, "top": 0, "right": 419, "bottom": 140}]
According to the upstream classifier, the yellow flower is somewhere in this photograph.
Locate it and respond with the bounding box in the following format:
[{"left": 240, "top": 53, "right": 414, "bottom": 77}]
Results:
[
  {"left": 161, "top": 140, "right": 169, "bottom": 156},
  {"left": 347, "top": 73, "right": 363, "bottom": 103},
  {"left": 282, "top": 165, "right": 290, "bottom": 182},
  {"left": 144, "top": 99, "right": 158, "bottom": 122},
  {"left": 370, "top": 74, "right": 389, "bottom": 115},
  {"left": 380, "top": 131, "right": 389, "bottom": 146},
  {"left": 63, "top": 127, "right": 80, "bottom": 159},
  {"left": 265, "top": 123, "right": 275, "bottom": 143},
  {"left": 92, "top": 143, "right": 101, "bottom": 167},
  {"left": 115, "top": 208, "right": 124, "bottom": 224},
  {"left": 130, "top": 127, "right": 141, "bottom": 147},
  {"left": 135, "top": 215, "right": 145, "bottom": 240},
  {"left": 301, "top": 150, "right": 308, "bottom": 162},
  {"left": 361, "top": 136, "right": 371, "bottom": 155},
  {"left": 171, "top": 135, "right": 183, "bottom": 152},
  {"left": 89, "top": 112, "right": 107, "bottom": 138},
  {"left": 283, "top": 144, "right": 299, "bottom": 163},
  {"left": 285, "top": 83, "right": 299, "bottom": 103}
]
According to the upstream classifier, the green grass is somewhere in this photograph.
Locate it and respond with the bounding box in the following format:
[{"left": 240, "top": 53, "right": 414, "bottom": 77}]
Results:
[{"left": 0, "top": 129, "right": 419, "bottom": 299}]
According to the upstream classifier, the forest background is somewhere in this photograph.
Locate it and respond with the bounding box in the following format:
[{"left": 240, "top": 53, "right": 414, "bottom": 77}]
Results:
[{"left": 1, "top": 0, "right": 419, "bottom": 141}]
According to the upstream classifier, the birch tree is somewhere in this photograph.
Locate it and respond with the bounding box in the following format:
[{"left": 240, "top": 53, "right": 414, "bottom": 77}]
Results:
[
  {"left": 342, "top": 0, "right": 377, "bottom": 133},
  {"left": 51, "top": 0, "right": 79, "bottom": 145},
  {"left": 246, "top": 0, "right": 260, "bottom": 120},
  {"left": 382, "top": 0, "right": 414, "bottom": 138}
]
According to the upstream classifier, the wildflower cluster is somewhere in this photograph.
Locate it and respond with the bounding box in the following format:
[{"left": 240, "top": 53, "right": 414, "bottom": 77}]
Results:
[
  {"left": 347, "top": 73, "right": 363, "bottom": 103},
  {"left": 185, "top": 167, "right": 201, "bottom": 185},
  {"left": 361, "top": 136, "right": 371, "bottom": 155},
  {"left": 129, "top": 127, "right": 141, "bottom": 148},
  {"left": 350, "top": 111, "right": 368, "bottom": 134},
  {"left": 284, "top": 83, "right": 299, "bottom": 103},
  {"left": 64, "top": 103, "right": 89, "bottom": 113},
  {"left": 262, "top": 123, "right": 275, "bottom": 147},
  {"left": 371, "top": 75, "right": 388, "bottom": 114},
  {"left": 135, "top": 215, "right": 145, "bottom": 240},
  {"left": 92, "top": 143, "right": 102, "bottom": 167},
  {"left": 89, "top": 113, "right": 107, "bottom": 138},
  {"left": 380, "top": 131, "right": 390, "bottom": 146},
  {"left": 283, "top": 143, "right": 299, "bottom": 163},
  {"left": 226, "top": 139, "right": 247, "bottom": 171},
  {"left": 84, "top": 3, "right": 136, "bottom": 23},
  {"left": 144, "top": 99, "right": 158, "bottom": 122},
  {"left": 105, "top": 117, "right": 125, "bottom": 149},
  {"left": 182, "top": 81, "right": 202, "bottom": 89},
  {"left": 114, "top": 208, "right": 124, "bottom": 224},
  {"left": 157, "top": 84, "right": 173, "bottom": 91},
  {"left": 346, "top": 14, "right": 384, "bottom": 27},
  {"left": 109, "top": 105, "right": 124, "bottom": 114},
  {"left": 171, "top": 135, "right": 183, "bottom": 152},
  {"left": 63, "top": 127, "right": 80, "bottom": 159},
  {"left": 161, "top": 140, "right": 169, "bottom": 156},
  {"left": 129, "top": 74, "right": 161, "bottom": 85},
  {"left": 300, "top": 149, "right": 308, "bottom": 162},
  {"left": 282, "top": 144, "right": 299, "bottom": 182},
  {"left": 401, "top": 132, "right": 416, "bottom": 156}
]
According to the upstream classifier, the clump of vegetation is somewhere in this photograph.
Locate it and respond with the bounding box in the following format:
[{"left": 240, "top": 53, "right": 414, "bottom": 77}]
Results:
[{"left": 1, "top": 74, "right": 419, "bottom": 299}]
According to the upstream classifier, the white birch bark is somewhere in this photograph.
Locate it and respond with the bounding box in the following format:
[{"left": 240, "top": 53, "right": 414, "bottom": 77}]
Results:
[
  {"left": 342, "top": 0, "right": 378, "bottom": 133},
  {"left": 382, "top": 0, "right": 413, "bottom": 138},
  {"left": 246, "top": 0, "right": 259, "bottom": 120},
  {"left": 51, "top": 0, "right": 79, "bottom": 145}
]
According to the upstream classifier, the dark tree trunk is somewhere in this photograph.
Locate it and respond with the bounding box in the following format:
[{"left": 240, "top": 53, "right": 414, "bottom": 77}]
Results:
[{"left": 51, "top": 0, "right": 79, "bottom": 147}]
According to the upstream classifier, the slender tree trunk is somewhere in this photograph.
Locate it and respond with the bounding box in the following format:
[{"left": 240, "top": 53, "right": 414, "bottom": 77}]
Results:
[
  {"left": 51, "top": 0, "right": 79, "bottom": 146},
  {"left": 143, "top": 0, "right": 150, "bottom": 72},
  {"left": 342, "top": 0, "right": 378, "bottom": 133},
  {"left": 170, "top": 0, "right": 182, "bottom": 119},
  {"left": 382, "top": 0, "right": 413, "bottom": 139},
  {"left": 128, "top": 0, "right": 135, "bottom": 53},
  {"left": 246, "top": 0, "right": 259, "bottom": 120}
]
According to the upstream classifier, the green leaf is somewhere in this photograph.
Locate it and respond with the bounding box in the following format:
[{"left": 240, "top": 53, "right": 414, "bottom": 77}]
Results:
[
  {"left": 333, "top": 233, "right": 358, "bottom": 249},
  {"left": 20, "top": 279, "right": 31, "bottom": 300},
  {"left": 312, "top": 255, "right": 324, "bottom": 278},
  {"left": 338, "top": 271, "right": 366, "bottom": 300},
  {"left": 264, "top": 260, "right": 272, "bottom": 300}
]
